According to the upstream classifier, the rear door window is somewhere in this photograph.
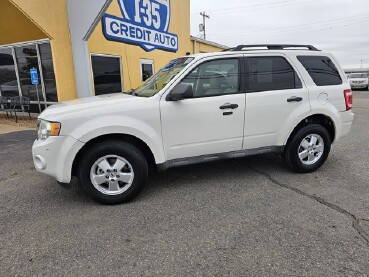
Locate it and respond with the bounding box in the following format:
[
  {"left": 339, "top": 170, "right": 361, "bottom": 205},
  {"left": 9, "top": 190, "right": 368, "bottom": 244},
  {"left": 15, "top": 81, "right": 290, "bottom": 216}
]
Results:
[
  {"left": 297, "top": 56, "right": 342, "bottom": 86},
  {"left": 247, "top": 56, "right": 302, "bottom": 92}
]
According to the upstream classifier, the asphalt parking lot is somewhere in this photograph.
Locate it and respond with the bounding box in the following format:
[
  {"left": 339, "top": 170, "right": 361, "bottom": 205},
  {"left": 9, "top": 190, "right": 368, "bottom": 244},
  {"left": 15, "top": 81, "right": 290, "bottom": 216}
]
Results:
[{"left": 1, "top": 90, "right": 368, "bottom": 277}]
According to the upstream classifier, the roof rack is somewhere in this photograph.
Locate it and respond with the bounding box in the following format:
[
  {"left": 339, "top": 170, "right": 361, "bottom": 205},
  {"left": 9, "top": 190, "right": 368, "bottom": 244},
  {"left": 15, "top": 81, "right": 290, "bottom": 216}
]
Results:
[{"left": 223, "top": 44, "right": 320, "bottom": 52}]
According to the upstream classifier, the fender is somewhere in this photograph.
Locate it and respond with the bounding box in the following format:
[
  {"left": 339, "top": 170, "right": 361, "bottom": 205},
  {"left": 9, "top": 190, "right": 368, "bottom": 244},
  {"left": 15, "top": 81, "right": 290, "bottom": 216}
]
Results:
[
  {"left": 279, "top": 103, "right": 340, "bottom": 146},
  {"left": 68, "top": 115, "right": 166, "bottom": 164}
]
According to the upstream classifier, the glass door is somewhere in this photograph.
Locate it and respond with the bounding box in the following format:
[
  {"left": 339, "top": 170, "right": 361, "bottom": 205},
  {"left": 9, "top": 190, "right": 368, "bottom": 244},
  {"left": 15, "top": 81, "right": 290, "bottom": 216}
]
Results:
[
  {"left": 39, "top": 43, "right": 58, "bottom": 102},
  {"left": 14, "top": 45, "right": 44, "bottom": 105},
  {"left": 0, "top": 41, "right": 59, "bottom": 113}
]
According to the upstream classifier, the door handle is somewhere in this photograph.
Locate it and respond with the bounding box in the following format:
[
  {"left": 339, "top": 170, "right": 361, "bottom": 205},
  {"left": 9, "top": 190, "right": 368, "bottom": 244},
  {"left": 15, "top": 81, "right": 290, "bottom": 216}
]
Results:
[
  {"left": 220, "top": 103, "right": 239, "bottom": 110},
  {"left": 287, "top": 96, "right": 303, "bottom": 103},
  {"left": 223, "top": 111, "right": 233, "bottom": 116}
]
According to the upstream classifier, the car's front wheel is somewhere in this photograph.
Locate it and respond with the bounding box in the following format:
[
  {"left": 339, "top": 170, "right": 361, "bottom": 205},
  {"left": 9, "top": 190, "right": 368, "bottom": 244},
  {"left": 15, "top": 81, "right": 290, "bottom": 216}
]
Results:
[
  {"left": 283, "top": 124, "right": 331, "bottom": 173},
  {"left": 77, "top": 140, "right": 148, "bottom": 204}
]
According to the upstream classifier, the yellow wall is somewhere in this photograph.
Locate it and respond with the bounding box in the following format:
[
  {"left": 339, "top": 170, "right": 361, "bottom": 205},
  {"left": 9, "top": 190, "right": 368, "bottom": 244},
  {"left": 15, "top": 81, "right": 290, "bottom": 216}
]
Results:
[
  {"left": 88, "top": 0, "right": 193, "bottom": 92},
  {"left": 192, "top": 40, "right": 226, "bottom": 53},
  {"left": 0, "top": 1, "right": 47, "bottom": 45},
  {"left": 6, "top": 0, "right": 77, "bottom": 101}
]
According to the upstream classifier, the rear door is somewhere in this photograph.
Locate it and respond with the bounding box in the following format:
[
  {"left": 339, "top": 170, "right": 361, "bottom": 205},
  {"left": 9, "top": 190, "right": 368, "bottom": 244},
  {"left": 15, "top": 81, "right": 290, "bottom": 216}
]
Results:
[{"left": 243, "top": 54, "right": 310, "bottom": 149}]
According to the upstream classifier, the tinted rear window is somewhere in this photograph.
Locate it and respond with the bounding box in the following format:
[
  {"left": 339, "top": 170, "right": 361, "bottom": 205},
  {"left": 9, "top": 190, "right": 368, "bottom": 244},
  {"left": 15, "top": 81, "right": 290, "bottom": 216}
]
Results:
[
  {"left": 248, "top": 56, "right": 302, "bottom": 92},
  {"left": 298, "top": 56, "right": 342, "bottom": 86}
]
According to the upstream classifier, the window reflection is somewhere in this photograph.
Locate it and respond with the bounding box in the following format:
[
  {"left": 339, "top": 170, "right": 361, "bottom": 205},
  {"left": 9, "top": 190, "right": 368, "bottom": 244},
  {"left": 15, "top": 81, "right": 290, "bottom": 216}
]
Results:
[
  {"left": 14, "top": 45, "right": 44, "bottom": 102},
  {"left": 91, "top": 55, "right": 122, "bottom": 96},
  {"left": 0, "top": 48, "right": 19, "bottom": 98},
  {"left": 39, "top": 43, "right": 58, "bottom": 102},
  {"left": 0, "top": 42, "right": 59, "bottom": 111},
  {"left": 142, "top": 63, "right": 154, "bottom": 81}
]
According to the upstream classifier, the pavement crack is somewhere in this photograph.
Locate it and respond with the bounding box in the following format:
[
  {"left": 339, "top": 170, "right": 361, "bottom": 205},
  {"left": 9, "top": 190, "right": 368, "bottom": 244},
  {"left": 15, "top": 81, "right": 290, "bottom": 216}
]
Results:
[{"left": 246, "top": 165, "right": 369, "bottom": 246}]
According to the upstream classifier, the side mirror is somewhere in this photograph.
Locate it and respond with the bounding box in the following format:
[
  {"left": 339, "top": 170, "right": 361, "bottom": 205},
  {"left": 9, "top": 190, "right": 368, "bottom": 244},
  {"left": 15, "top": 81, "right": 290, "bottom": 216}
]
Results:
[{"left": 166, "top": 83, "right": 194, "bottom": 101}]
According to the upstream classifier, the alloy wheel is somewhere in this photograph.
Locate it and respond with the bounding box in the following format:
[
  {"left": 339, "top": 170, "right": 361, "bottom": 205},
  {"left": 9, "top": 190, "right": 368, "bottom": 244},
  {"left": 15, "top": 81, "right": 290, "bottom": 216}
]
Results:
[
  {"left": 298, "top": 134, "right": 325, "bottom": 165},
  {"left": 90, "top": 155, "right": 134, "bottom": 196}
]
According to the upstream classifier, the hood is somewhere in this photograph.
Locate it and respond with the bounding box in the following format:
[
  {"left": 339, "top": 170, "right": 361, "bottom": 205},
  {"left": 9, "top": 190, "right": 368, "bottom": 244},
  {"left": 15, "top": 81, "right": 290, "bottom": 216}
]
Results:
[{"left": 40, "top": 93, "right": 145, "bottom": 120}]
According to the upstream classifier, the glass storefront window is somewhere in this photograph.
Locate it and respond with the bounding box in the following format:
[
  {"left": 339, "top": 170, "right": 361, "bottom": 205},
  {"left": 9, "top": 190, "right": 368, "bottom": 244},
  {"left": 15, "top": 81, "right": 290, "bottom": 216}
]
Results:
[
  {"left": 91, "top": 55, "right": 122, "bottom": 96},
  {"left": 39, "top": 43, "right": 58, "bottom": 102},
  {"left": 14, "top": 45, "right": 44, "bottom": 102},
  {"left": 0, "top": 41, "right": 58, "bottom": 113},
  {"left": 140, "top": 59, "right": 154, "bottom": 82},
  {"left": 0, "top": 48, "right": 19, "bottom": 98}
]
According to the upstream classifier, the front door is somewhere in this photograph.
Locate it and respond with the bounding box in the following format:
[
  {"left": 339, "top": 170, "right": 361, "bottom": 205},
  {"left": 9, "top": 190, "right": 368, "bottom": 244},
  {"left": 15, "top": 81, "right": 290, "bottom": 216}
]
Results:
[{"left": 160, "top": 57, "right": 246, "bottom": 160}]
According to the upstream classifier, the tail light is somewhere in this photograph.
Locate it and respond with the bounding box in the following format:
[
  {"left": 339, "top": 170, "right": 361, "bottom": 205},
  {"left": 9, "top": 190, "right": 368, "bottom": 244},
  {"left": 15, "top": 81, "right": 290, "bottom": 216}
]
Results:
[{"left": 344, "top": 89, "right": 353, "bottom": 110}]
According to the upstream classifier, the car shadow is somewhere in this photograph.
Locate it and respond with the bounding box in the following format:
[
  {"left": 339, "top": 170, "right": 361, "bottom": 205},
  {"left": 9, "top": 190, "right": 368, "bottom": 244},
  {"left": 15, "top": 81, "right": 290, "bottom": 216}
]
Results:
[
  {"left": 142, "top": 153, "right": 287, "bottom": 197},
  {"left": 43, "top": 153, "right": 288, "bottom": 206}
]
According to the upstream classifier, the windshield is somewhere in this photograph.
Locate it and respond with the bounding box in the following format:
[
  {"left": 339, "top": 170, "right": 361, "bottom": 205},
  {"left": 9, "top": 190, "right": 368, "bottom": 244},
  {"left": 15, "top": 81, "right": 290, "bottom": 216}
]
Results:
[
  {"left": 134, "top": 57, "right": 194, "bottom": 97},
  {"left": 349, "top": 73, "right": 367, "bottom": 79}
]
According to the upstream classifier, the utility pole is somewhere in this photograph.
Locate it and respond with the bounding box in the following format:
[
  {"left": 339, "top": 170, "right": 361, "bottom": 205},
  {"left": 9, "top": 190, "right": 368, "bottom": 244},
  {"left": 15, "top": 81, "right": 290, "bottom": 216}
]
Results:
[
  {"left": 361, "top": 59, "right": 363, "bottom": 69},
  {"left": 200, "top": 11, "right": 210, "bottom": 40}
]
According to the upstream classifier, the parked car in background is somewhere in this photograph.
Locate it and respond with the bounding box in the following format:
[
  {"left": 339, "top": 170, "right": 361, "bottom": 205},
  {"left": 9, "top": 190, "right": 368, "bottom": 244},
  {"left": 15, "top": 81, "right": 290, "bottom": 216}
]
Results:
[
  {"left": 348, "top": 73, "right": 369, "bottom": 90},
  {"left": 32, "top": 44, "right": 354, "bottom": 204}
]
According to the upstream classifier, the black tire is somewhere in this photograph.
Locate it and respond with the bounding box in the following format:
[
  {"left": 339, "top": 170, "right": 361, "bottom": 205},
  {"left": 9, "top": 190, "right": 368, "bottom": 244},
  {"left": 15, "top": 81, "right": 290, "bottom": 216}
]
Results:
[
  {"left": 77, "top": 140, "right": 148, "bottom": 205},
  {"left": 283, "top": 124, "right": 331, "bottom": 173}
]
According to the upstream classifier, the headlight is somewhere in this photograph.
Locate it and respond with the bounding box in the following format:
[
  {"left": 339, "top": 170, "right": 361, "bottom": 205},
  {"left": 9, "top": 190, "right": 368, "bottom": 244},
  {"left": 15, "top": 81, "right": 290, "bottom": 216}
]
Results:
[{"left": 37, "top": 120, "right": 61, "bottom": 140}]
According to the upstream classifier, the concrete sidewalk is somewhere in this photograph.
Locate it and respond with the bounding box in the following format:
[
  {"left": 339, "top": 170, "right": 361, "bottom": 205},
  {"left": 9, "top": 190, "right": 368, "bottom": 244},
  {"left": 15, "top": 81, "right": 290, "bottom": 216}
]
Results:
[
  {"left": 0, "top": 112, "right": 37, "bottom": 134},
  {"left": 0, "top": 124, "right": 33, "bottom": 135}
]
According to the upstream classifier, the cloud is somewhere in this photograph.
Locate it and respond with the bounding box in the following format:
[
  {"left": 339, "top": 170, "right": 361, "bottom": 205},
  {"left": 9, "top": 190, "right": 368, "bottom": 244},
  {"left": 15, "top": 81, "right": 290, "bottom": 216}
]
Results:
[{"left": 191, "top": 0, "right": 369, "bottom": 68}]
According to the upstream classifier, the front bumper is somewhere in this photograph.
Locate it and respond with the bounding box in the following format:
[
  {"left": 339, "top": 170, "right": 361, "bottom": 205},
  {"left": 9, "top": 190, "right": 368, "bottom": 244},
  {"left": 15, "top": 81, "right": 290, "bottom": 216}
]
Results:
[
  {"left": 338, "top": 110, "right": 354, "bottom": 140},
  {"left": 350, "top": 83, "right": 368, "bottom": 89},
  {"left": 32, "top": 136, "right": 84, "bottom": 183}
]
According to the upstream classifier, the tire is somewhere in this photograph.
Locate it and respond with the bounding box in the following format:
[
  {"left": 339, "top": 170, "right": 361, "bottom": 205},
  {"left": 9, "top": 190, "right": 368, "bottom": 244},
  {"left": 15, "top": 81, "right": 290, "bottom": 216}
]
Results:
[
  {"left": 283, "top": 124, "right": 331, "bottom": 173},
  {"left": 77, "top": 140, "right": 148, "bottom": 204}
]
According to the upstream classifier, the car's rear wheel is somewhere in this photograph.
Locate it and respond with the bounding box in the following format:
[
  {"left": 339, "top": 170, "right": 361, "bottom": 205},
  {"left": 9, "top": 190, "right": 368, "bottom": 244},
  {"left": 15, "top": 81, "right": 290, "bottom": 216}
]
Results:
[
  {"left": 283, "top": 124, "right": 331, "bottom": 173},
  {"left": 77, "top": 140, "right": 148, "bottom": 204}
]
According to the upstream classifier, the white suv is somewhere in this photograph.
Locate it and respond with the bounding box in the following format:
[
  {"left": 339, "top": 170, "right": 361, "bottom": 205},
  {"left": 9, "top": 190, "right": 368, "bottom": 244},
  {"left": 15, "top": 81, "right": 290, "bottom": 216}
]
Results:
[
  {"left": 348, "top": 73, "right": 369, "bottom": 90},
  {"left": 32, "top": 45, "right": 354, "bottom": 204}
]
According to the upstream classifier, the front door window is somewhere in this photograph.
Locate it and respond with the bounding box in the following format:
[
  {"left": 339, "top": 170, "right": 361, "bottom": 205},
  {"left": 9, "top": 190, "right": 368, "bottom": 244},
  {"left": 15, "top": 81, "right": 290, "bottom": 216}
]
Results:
[{"left": 179, "top": 58, "right": 240, "bottom": 98}]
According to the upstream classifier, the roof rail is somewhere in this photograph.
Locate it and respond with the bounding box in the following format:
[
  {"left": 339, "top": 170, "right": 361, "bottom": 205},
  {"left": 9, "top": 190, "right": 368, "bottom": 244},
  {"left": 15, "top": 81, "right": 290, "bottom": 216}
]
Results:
[{"left": 223, "top": 44, "right": 320, "bottom": 52}]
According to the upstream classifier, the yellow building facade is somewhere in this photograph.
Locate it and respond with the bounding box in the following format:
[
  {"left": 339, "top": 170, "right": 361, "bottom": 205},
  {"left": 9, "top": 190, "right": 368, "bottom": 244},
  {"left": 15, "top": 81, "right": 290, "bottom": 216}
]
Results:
[{"left": 0, "top": 0, "right": 226, "bottom": 111}]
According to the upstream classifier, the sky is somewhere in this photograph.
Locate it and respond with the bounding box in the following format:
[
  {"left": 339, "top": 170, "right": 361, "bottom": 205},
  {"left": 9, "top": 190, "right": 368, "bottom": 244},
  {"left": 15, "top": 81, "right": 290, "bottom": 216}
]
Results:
[{"left": 190, "top": 0, "right": 369, "bottom": 69}]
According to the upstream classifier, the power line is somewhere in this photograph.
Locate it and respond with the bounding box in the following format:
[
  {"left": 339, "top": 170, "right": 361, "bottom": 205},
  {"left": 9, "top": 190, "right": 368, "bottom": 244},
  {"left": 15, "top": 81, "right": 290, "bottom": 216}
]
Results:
[
  {"left": 207, "top": 17, "right": 369, "bottom": 42},
  {"left": 207, "top": 13, "right": 369, "bottom": 37},
  {"left": 192, "top": 0, "right": 319, "bottom": 15}
]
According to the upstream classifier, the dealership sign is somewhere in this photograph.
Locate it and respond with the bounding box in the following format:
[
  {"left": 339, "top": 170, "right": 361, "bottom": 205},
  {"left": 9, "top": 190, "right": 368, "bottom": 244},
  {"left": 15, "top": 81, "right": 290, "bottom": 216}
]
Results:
[{"left": 102, "top": 0, "right": 178, "bottom": 52}]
